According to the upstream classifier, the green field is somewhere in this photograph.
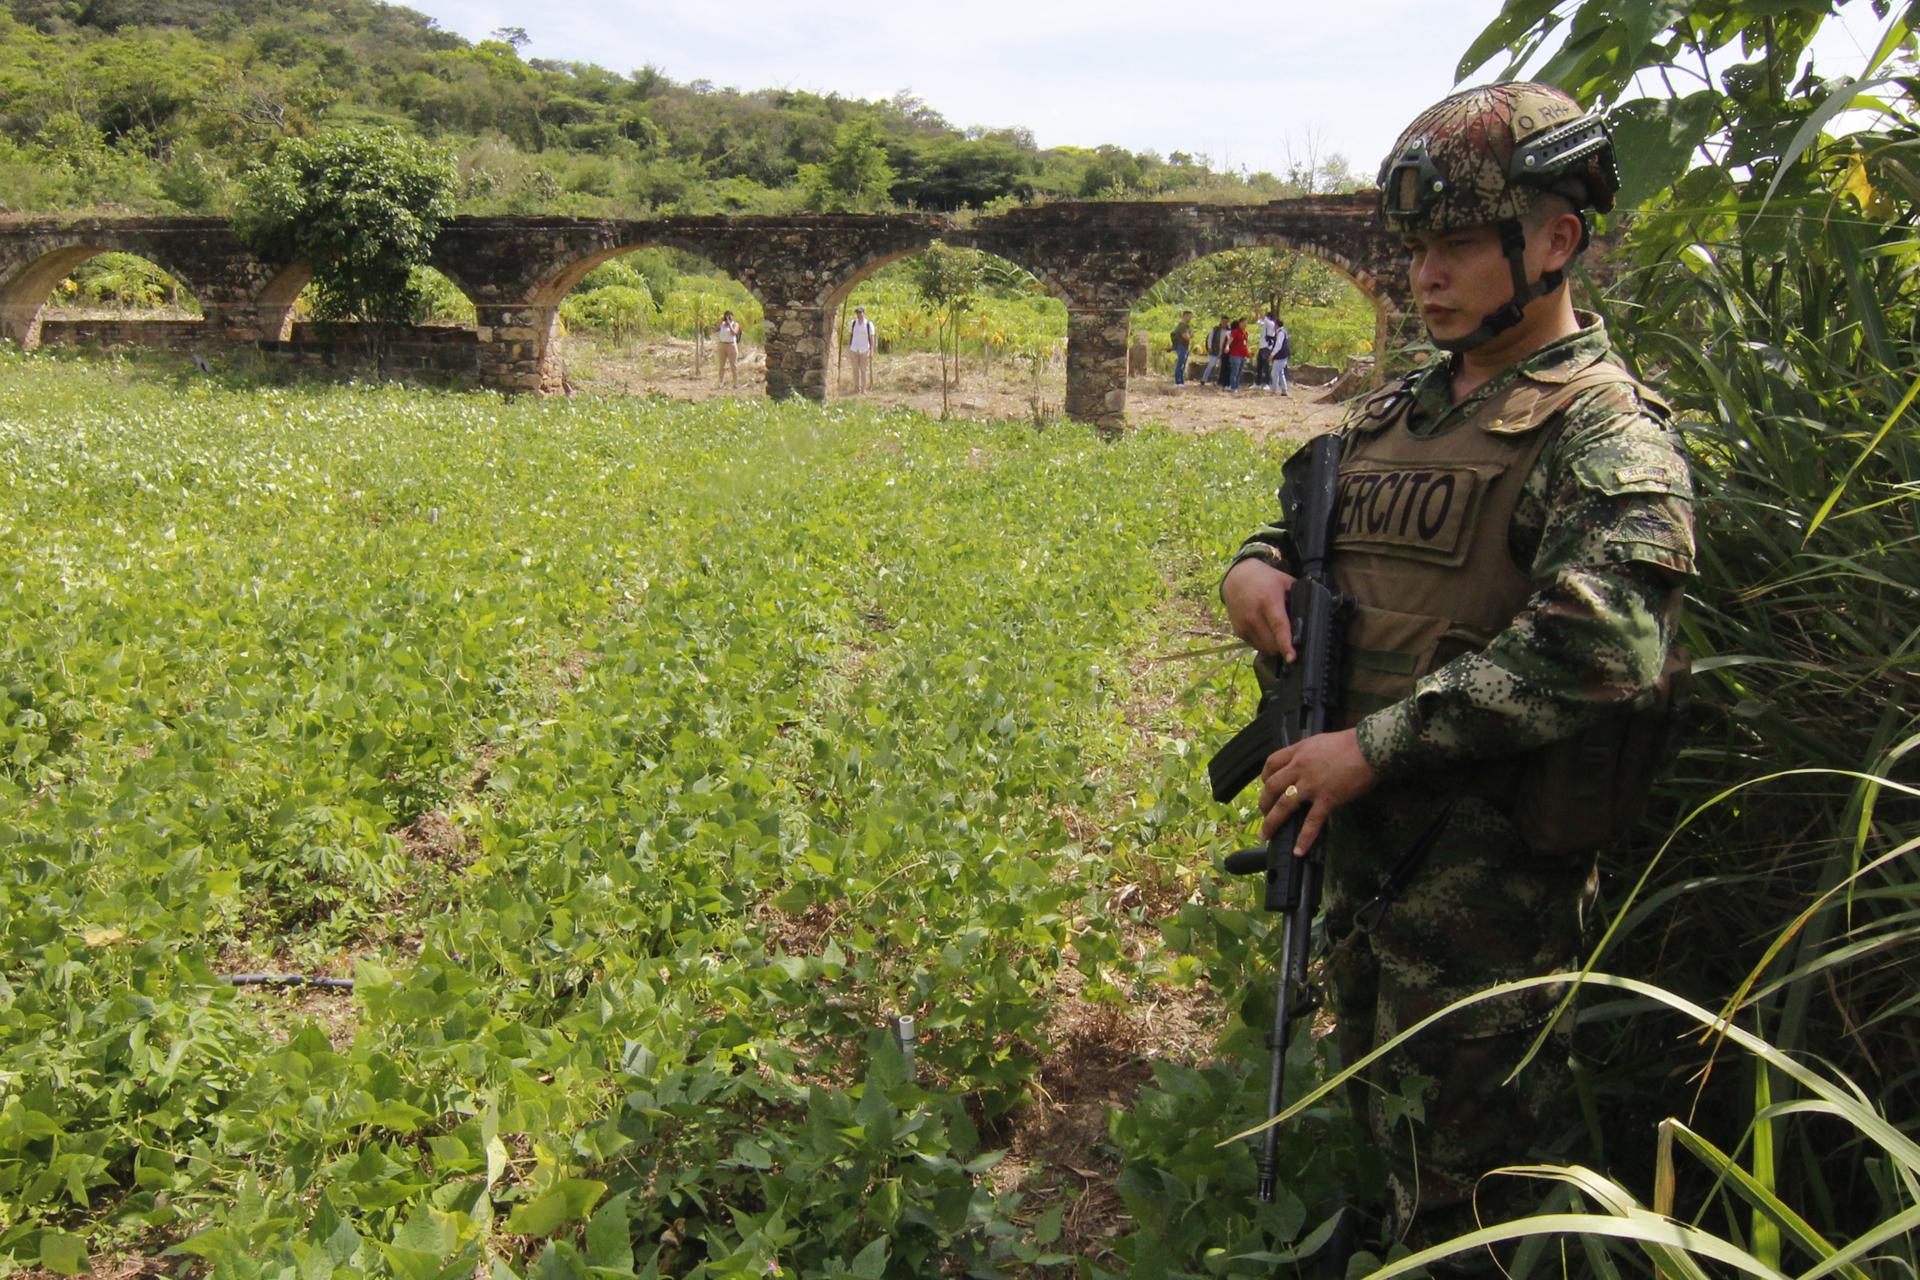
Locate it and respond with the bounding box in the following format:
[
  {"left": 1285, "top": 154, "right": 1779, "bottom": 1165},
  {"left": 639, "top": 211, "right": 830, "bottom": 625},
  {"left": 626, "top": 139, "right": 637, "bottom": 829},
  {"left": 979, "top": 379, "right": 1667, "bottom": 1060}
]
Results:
[{"left": 0, "top": 354, "right": 1365, "bottom": 1277}]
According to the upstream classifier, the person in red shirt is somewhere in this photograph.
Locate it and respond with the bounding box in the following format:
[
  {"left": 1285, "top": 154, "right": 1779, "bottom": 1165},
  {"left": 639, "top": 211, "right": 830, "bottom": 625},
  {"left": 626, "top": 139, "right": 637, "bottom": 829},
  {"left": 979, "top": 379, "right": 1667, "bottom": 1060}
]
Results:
[{"left": 1226, "top": 318, "right": 1252, "bottom": 389}]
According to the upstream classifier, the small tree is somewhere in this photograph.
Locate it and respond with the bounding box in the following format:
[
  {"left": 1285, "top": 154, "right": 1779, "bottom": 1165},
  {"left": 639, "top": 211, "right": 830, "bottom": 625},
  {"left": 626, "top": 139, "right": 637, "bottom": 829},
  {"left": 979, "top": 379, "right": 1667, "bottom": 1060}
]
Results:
[
  {"left": 798, "top": 118, "right": 896, "bottom": 212},
  {"left": 910, "top": 244, "right": 988, "bottom": 417},
  {"left": 235, "top": 126, "right": 457, "bottom": 331}
]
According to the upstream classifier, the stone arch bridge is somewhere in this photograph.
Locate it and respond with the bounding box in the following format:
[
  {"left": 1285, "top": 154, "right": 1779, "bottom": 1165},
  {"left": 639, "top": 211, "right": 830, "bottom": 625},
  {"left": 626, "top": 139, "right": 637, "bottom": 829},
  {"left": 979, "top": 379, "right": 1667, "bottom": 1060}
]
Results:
[{"left": 0, "top": 194, "right": 1404, "bottom": 428}]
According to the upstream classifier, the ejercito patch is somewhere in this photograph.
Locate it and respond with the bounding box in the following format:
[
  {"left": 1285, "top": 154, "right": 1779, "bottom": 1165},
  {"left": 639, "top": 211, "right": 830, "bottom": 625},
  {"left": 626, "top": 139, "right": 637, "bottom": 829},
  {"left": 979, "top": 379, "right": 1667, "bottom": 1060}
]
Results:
[{"left": 1333, "top": 464, "right": 1484, "bottom": 559}]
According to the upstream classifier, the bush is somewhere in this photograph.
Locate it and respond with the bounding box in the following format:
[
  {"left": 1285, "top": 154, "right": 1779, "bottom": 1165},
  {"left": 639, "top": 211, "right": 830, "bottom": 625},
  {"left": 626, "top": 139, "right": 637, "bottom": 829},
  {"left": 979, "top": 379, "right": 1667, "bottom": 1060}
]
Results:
[{"left": 234, "top": 125, "right": 457, "bottom": 326}]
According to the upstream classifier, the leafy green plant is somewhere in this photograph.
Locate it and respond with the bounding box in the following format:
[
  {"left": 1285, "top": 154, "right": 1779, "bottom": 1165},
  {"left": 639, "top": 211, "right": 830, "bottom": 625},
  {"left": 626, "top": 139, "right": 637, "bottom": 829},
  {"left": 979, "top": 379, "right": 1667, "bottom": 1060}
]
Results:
[
  {"left": 233, "top": 125, "right": 457, "bottom": 327},
  {"left": 0, "top": 353, "right": 1300, "bottom": 1275}
]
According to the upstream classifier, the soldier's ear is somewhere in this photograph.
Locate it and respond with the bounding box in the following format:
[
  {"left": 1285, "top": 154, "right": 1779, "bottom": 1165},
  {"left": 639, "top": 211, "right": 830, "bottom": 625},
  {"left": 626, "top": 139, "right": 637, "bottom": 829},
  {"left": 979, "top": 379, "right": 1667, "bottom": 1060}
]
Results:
[{"left": 1539, "top": 209, "right": 1586, "bottom": 273}]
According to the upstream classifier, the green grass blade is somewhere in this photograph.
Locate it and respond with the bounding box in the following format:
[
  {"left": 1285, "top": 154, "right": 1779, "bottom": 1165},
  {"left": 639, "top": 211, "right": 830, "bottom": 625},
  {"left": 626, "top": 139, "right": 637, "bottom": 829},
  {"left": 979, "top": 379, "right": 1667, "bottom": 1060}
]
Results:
[
  {"left": 1354, "top": 1209, "right": 1787, "bottom": 1280},
  {"left": 1795, "top": 1203, "right": 1920, "bottom": 1280},
  {"left": 1802, "top": 370, "right": 1920, "bottom": 544},
  {"left": 1664, "top": 1120, "right": 1872, "bottom": 1280},
  {"left": 1753, "top": 1062, "right": 1782, "bottom": 1271}
]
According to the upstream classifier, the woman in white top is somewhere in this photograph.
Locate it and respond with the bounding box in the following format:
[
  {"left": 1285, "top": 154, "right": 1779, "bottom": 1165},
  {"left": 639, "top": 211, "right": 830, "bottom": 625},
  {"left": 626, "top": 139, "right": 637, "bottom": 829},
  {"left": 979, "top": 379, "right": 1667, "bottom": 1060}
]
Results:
[
  {"left": 716, "top": 310, "right": 742, "bottom": 388},
  {"left": 846, "top": 305, "right": 877, "bottom": 393}
]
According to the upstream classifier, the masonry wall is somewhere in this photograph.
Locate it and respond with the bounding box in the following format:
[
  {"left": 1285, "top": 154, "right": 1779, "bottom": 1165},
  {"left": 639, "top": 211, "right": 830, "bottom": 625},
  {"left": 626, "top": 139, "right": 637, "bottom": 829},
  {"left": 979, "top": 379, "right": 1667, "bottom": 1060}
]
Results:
[
  {"left": 38, "top": 316, "right": 480, "bottom": 379},
  {"left": 264, "top": 322, "right": 480, "bottom": 377},
  {"left": 38, "top": 317, "right": 206, "bottom": 350}
]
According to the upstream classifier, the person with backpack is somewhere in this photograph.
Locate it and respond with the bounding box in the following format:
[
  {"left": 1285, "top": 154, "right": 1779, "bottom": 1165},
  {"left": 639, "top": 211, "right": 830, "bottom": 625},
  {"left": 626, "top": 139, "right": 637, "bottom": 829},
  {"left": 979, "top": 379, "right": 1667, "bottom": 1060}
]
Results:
[
  {"left": 846, "top": 305, "right": 877, "bottom": 393},
  {"left": 1267, "top": 318, "right": 1291, "bottom": 396},
  {"left": 1200, "top": 315, "right": 1228, "bottom": 387},
  {"left": 1255, "top": 309, "right": 1278, "bottom": 388}
]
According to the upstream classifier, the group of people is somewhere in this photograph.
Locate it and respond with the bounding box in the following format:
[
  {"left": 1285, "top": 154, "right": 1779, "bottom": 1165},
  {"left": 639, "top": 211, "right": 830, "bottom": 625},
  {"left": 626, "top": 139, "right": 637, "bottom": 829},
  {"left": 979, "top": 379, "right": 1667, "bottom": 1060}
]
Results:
[
  {"left": 712, "top": 305, "right": 882, "bottom": 394},
  {"left": 1171, "top": 310, "right": 1291, "bottom": 394}
]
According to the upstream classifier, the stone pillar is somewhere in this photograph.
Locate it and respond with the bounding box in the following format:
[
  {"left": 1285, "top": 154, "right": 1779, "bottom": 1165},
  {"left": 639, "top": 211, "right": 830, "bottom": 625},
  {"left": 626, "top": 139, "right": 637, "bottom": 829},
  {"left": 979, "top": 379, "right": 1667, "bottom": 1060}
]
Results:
[
  {"left": 474, "top": 303, "right": 562, "bottom": 394},
  {"left": 1064, "top": 307, "right": 1132, "bottom": 433},
  {"left": 0, "top": 299, "right": 45, "bottom": 351},
  {"left": 763, "top": 302, "right": 829, "bottom": 402}
]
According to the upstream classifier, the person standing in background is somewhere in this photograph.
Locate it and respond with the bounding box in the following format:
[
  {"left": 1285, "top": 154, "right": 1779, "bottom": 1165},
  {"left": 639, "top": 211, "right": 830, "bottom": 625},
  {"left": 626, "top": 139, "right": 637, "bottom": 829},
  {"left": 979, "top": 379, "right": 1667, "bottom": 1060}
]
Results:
[
  {"left": 715, "top": 309, "right": 742, "bottom": 389},
  {"left": 847, "top": 305, "right": 877, "bottom": 393},
  {"left": 1171, "top": 310, "right": 1194, "bottom": 385},
  {"left": 1268, "top": 317, "right": 1291, "bottom": 396},
  {"left": 1256, "top": 308, "right": 1278, "bottom": 388},
  {"left": 1226, "top": 318, "right": 1251, "bottom": 389},
  {"left": 1201, "top": 315, "right": 1228, "bottom": 387}
]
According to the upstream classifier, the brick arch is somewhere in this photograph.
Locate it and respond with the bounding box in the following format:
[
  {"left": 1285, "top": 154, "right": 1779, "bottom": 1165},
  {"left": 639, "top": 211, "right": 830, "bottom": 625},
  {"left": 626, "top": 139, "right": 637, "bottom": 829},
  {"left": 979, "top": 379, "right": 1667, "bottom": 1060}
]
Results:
[
  {"left": 0, "top": 241, "right": 207, "bottom": 350},
  {"left": 817, "top": 235, "right": 1072, "bottom": 400},
  {"left": 526, "top": 236, "right": 767, "bottom": 312},
  {"left": 1138, "top": 233, "right": 1400, "bottom": 359},
  {"left": 251, "top": 263, "right": 311, "bottom": 341},
  {"left": 823, "top": 234, "right": 1069, "bottom": 314}
]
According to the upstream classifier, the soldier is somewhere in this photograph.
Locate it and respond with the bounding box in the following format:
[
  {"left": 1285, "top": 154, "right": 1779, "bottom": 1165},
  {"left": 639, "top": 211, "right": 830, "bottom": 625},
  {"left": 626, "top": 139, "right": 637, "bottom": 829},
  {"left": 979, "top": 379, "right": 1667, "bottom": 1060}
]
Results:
[{"left": 1219, "top": 83, "right": 1695, "bottom": 1260}]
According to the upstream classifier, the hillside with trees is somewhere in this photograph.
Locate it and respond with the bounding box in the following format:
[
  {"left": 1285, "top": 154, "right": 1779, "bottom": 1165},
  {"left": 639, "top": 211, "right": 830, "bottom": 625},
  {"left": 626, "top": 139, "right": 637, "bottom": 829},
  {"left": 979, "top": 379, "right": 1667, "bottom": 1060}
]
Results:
[{"left": 0, "top": 0, "right": 1341, "bottom": 218}]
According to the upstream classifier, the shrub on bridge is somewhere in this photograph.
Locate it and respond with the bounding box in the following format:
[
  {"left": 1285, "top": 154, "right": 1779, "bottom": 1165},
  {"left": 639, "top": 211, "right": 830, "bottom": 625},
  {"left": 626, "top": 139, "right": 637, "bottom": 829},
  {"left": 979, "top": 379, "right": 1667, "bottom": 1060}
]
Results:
[{"left": 234, "top": 126, "right": 457, "bottom": 327}]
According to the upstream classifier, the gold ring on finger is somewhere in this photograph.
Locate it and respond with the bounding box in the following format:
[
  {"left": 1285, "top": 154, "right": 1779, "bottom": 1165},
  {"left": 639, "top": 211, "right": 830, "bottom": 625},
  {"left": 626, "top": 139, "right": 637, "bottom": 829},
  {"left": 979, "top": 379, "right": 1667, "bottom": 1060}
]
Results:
[{"left": 1283, "top": 784, "right": 1301, "bottom": 801}]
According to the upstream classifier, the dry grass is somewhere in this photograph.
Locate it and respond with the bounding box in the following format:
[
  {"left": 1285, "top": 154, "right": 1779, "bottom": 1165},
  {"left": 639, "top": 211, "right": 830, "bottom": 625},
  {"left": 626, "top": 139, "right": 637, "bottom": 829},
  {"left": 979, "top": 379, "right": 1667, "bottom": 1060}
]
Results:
[
  {"left": 990, "top": 911, "right": 1223, "bottom": 1266},
  {"left": 12, "top": 1256, "right": 182, "bottom": 1279},
  {"left": 399, "top": 807, "right": 472, "bottom": 870},
  {"left": 558, "top": 334, "right": 1344, "bottom": 439}
]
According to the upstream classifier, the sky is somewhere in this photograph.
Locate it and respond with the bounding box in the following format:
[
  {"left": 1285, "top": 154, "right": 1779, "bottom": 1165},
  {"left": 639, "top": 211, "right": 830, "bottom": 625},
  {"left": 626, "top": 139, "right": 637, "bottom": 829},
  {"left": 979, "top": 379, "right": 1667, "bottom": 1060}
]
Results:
[{"left": 399, "top": 1, "right": 1899, "bottom": 181}]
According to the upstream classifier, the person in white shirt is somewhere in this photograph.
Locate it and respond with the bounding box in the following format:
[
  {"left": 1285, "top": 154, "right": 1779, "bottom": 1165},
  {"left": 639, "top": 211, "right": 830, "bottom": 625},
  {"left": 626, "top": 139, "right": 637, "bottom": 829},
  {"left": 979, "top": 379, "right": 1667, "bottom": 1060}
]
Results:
[
  {"left": 846, "top": 305, "right": 877, "bottom": 392},
  {"left": 1267, "top": 318, "right": 1291, "bottom": 396},
  {"left": 715, "top": 310, "right": 742, "bottom": 388}
]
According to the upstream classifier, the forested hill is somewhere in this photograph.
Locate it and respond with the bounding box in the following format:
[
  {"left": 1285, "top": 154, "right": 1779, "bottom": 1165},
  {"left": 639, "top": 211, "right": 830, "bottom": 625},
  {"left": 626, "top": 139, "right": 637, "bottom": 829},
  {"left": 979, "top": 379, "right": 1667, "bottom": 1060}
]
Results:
[{"left": 0, "top": 0, "right": 1308, "bottom": 218}]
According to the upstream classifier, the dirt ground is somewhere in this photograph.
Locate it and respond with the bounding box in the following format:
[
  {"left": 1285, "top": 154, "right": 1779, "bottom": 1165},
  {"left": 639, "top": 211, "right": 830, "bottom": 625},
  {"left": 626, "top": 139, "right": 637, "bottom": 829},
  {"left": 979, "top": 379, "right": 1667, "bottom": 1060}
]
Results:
[{"left": 558, "top": 334, "right": 1346, "bottom": 443}]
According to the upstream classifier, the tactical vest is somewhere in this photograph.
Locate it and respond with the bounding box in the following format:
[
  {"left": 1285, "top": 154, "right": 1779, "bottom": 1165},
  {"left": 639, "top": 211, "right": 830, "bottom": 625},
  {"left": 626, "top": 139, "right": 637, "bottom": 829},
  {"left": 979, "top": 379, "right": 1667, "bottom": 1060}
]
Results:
[{"left": 1331, "top": 356, "right": 1686, "bottom": 856}]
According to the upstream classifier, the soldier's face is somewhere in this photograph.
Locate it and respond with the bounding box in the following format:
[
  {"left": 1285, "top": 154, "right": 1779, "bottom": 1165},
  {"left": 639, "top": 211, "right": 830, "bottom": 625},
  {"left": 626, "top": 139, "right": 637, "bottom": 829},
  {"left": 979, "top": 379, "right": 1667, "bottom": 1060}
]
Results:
[{"left": 1404, "top": 225, "right": 1511, "bottom": 343}]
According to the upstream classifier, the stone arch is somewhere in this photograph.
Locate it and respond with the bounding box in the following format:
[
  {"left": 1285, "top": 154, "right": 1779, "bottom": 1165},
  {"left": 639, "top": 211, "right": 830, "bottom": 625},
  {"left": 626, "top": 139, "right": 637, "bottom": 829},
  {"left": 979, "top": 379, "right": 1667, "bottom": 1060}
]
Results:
[
  {"left": 537, "top": 240, "right": 774, "bottom": 397},
  {"left": 250, "top": 263, "right": 481, "bottom": 341},
  {"left": 524, "top": 236, "right": 764, "bottom": 313},
  {"left": 252, "top": 263, "right": 311, "bottom": 341},
  {"left": 823, "top": 234, "right": 1068, "bottom": 315},
  {"left": 817, "top": 236, "right": 1071, "bottom": 402},
  {"left": 0, "top": 241, "right": 206, "bottom": 351},
  {"left": 1136, "top": 233, "right": 1399, "bottom": 362}
]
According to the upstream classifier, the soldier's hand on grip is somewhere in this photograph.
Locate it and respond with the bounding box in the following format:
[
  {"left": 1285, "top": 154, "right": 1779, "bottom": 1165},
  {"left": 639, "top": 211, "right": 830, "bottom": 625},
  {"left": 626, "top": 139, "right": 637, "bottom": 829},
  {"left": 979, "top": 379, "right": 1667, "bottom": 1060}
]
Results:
[
  {"left": 1257, "top": 728, "right": 1378, "bottom": 856},
  {"left": 1222, "top": 559, "right": 1297, "bottom": 663}
]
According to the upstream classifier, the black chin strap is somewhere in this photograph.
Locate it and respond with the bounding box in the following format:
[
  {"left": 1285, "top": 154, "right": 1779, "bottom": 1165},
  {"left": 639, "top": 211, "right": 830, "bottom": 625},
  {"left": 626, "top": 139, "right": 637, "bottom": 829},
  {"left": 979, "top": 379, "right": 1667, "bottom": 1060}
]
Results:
[{"left": 1431, "top": 217, "right": 1568, "bottom": 354}]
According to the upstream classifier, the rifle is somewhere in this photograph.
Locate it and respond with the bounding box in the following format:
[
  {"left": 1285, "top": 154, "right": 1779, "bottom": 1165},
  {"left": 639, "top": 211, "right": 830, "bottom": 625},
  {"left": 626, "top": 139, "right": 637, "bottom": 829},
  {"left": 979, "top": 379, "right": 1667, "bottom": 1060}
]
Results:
[{"left": 1207, "top": 431, "right": 1346, "bottom": 1204}]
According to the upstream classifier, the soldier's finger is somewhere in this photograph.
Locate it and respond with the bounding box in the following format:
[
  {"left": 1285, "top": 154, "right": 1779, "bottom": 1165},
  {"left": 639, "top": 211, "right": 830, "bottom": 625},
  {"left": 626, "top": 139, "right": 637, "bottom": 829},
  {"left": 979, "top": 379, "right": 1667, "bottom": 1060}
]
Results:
[
  {"left": 1258, "top": 780, "right": 1303, "bottom": 834},
  {"left": 1261, "top": 744, "right": 1296, "bottom": 781},
  {"left": 1294, "top": 801, "right": 1330, "bottom": 857},
  {"left": 1262, "top": 600, "right": 1296, "bottom": 663}
]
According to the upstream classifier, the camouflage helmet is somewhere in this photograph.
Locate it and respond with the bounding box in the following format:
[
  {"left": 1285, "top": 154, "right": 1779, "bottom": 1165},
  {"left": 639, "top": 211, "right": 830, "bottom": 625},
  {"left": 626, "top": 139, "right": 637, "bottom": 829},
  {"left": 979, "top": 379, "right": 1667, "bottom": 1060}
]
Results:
[{"left": 1378, "top": 83, "right": 1618, "bottom": 236}]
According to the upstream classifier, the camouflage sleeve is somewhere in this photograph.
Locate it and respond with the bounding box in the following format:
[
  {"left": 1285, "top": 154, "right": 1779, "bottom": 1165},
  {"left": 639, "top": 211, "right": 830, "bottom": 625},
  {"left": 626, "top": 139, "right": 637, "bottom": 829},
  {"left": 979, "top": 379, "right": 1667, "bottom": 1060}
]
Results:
[
  {"left": 1355, "top": 392, "right": 1695, "bottom": 779},
  {"left": 1229, "top": 522, "right": 1295, "bottom": 577}
]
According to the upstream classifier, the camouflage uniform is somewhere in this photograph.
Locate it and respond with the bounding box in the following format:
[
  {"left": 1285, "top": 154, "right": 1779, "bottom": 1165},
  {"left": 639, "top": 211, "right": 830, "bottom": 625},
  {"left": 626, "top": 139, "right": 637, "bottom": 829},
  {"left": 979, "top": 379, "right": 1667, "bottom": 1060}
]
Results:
[{"left": 1231, "top": 313, "right": 1694, "bottom": 1244}]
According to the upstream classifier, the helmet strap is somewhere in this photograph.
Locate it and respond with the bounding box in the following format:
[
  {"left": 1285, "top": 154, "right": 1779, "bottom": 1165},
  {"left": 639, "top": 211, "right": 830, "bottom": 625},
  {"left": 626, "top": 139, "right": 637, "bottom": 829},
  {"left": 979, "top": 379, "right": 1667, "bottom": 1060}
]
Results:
[{"left": 1431, "top": 218, "right": 1566, "bottom": 354}]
